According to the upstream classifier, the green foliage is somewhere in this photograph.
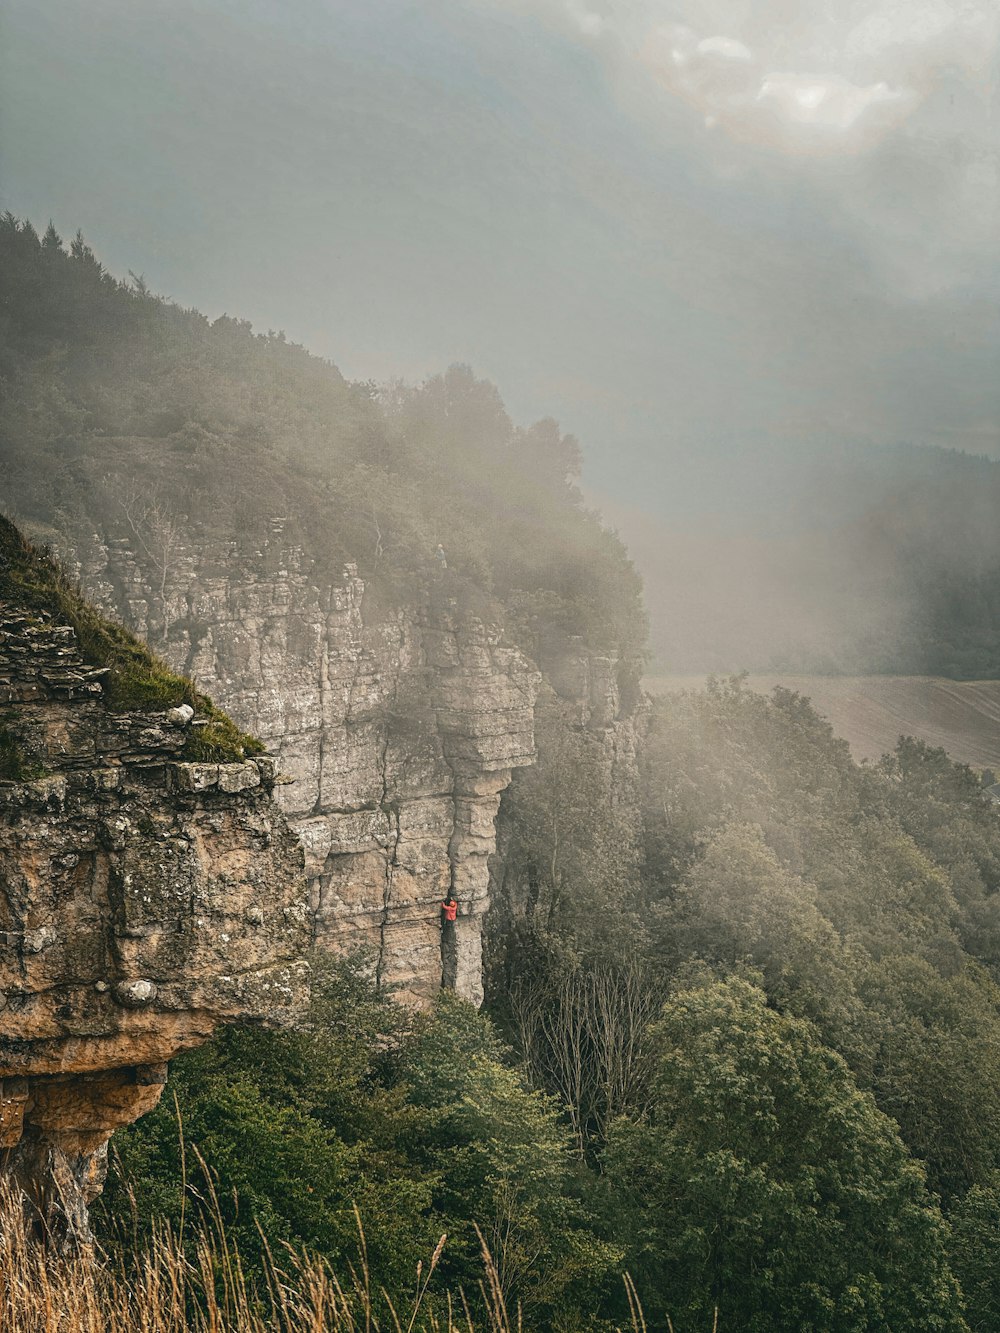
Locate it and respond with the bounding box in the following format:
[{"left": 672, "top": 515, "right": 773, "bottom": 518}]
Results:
[
  {"left": 0, "top": 514, "right": 257, "bottom": 758},
  {"left": 857, "top": 956, "right": 1000, "bottom": 1203},
  {"left": 179, "top": 718, "right": 265, "bottom": 762},
  {"left": 401, "top": 993, "right": 621, "bottom": 1321},
  {"left": 657, "top": 822, "right": 861, "bottom": 1038},
  {"left": 98, "top": 962, "right": 615, "bottom": 1329},
  {"left": 0, "top": 726, "right": 44, "bottom": 781},
  {"left": 493, "top": 691, "right": 642, "bottom": 943},
  {"left": 948, "top": 1172, "right": 1000, "bottom": 1332},
  {"left": 98, "top": 958, "right": 435, "bottom": 1294},
  {"left": 636, "top": 680, "right": 1000, "bottom": 1202},
  {"left": 0, "top": 514, "right": 193, "bottom": 712},
  {"left": 488, "top": 674, "right": 1000, "bottom": 1322},
  {"left": 605, "top": 976, "right": 967, "bottom": 1333}
]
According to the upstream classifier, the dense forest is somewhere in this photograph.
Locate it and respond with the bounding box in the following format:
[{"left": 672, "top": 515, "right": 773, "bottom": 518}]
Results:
[
  {"left": 852, "top": 450, "right": 1000, "bottom": 678},
  {"left": 100, "top": 681, "right": 1000, "bottom": 1330},
  {"left": 6, "top": 215, "right": 1000, "bottom": 1328}
]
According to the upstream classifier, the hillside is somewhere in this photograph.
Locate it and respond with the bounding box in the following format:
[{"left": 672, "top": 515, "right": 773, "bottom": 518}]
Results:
[
  {"left": 8, "top": 212, "right": 1000, "bottom": 1328},
  {"left": 0, "top": 214, "right": 644, "bottom": 674},
  {"left": 648, "top": 673, "right": 1000, "bottom": 769},
  {"left": 624, "top": 444, "right": 1000, "bottom": 680}
]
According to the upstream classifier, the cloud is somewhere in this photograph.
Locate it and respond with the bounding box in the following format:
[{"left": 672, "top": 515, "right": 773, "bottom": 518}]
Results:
[
  {"left": 641, "top": 23, "right": 915, "bottom": 153},
  {"left": 756, "top": 71, "right": 907, "bottom": 137},
  {"left": 538, "top": 0, "right": 998, "bottom": 156},
  {"left": 696, "top": 36, "right": 752, "bottom": 63},
  {"left": 511, "top": 0, "right": 1000, "bottom": 293}
]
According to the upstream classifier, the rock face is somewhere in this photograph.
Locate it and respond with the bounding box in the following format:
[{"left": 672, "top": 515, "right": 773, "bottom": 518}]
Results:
[
  {"left": 58, "top": 529, "right": 540, "bottom": 1006},
  {"left": 0, "top": 602, "right": 310, "bottom": 1244}
]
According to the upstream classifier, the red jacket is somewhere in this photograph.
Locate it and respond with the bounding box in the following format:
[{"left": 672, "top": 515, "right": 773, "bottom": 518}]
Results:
[{"left": 441, "top": 899, "right": 458, "bottom": 922}]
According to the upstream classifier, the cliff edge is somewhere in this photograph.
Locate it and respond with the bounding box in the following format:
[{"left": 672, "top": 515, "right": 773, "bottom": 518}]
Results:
[{"left": 0, "top": 521, "right": 310, "bottom": 1245}]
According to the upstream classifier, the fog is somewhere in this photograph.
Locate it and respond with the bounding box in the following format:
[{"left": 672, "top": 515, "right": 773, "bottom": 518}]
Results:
[{"left": 2, "top": 0, "right": 997, "bottom": 672}]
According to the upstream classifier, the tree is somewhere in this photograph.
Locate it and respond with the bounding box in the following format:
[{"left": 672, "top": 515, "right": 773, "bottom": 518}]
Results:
[
  {"left": 97, "top": 957, "right": 435, "bottom": 1292},
  {"left": 604, "top": 977, "right": 966, "bottom": 1333},
  {"left": 495, "top": 691, "right": 641, "bottom": 939},
  {"left": 658, "top": 822, "right": 859, "bottom": 1041},
  {"left": 400, "top": 991, "right": 620, "bottom": 1324},
  {"left": 507, "top": 947, "right": 665, "bottom": 1156},
  {"left": 858, "top": 956, "right": 1000, "bottom": 1202},
  {"left": 948, "top": 1172, "right": 1000, "bottom": 1332}
]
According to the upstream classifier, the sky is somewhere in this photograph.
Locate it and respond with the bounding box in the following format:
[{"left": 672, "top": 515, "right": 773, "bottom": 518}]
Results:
[{"left": 1, "top": 0, "right": 998, "bottom": 662}]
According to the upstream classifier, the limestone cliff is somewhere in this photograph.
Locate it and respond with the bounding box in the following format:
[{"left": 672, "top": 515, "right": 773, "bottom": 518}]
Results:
[
  {"left": 0, "top": 589, "right": 309, "bottom": 1244},
  {"left": 55, "top": 526, "right": 540, "bottom": 1006}
]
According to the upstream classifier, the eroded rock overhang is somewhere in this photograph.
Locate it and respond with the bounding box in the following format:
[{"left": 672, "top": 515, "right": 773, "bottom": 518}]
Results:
[{"left": 0, "top": 602, "right": 310, "bottom": 1243}]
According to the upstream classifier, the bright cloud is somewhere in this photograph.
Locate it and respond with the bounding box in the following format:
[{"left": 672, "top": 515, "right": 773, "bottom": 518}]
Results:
[
  {"left": 696, "top": 36, "right": 752, "bottom": 63},
  {"left": 543, "top": 0, "right": 999, "bottom": 157},
  {"left": 514, "top": 0, "right": 1000, "bottom": 292},
  {"left": 756, "top": 71, "right": 906, "bottom": 134}
]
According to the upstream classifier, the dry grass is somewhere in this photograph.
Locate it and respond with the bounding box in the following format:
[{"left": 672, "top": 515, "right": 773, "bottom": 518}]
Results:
[{"left": 0, "top": 1185, "right": 653, "bottom": 1333}]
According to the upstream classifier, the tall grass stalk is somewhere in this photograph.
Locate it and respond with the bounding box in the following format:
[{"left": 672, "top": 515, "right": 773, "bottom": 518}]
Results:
[{"left": 0, "top": 1185, "right": 653, "bottom": 1333}]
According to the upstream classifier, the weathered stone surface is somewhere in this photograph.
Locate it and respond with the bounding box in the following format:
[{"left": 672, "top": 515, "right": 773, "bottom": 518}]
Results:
[
  {"left": 0, "top": 602, "right": 310, "bottom": 1244},
  {"left": 57, "top": 531, "right": 541, "bottom": 1007}
]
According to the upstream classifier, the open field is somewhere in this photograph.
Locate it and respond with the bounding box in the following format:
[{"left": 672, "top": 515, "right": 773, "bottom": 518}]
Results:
[{"left": 645, "top": 674, "right": 1000, "bottom": 770}]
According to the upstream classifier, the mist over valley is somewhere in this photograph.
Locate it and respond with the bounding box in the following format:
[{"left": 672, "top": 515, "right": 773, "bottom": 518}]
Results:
[{"left": 2, "top": 2, "right": 999, "bottom": 1328}]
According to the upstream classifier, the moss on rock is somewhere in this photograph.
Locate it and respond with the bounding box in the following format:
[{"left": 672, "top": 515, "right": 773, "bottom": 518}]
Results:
[{"left": 0, "top": 515, "right": 260, "bottom": 762}]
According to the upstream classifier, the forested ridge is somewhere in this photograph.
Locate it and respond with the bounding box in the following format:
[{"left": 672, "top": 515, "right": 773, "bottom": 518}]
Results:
[
  {"left": 0, "top": 214, "right": 644, "bottom": 671},
  {"left": 639, "top": 440, "right": 1000, "bottom": 681},
  {"left": 5, "top": 215, "right": 1000, "bottom": 1328},
  {"left": 839, "top": 445, "right": 1000, "bottom": 679}
]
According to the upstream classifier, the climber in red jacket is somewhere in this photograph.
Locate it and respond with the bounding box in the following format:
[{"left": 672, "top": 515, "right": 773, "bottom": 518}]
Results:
[{"left": 441, "top": 895, "right": 458, "bottom": 924}]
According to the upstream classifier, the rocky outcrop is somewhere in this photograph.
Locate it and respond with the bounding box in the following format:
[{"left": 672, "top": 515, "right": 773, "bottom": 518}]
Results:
[
  {"left": 0, "top": 602, "right": 310, "bottom": 1244},
  {"left": 56, "top": 528, "right": 539, "bottom": 1006}
]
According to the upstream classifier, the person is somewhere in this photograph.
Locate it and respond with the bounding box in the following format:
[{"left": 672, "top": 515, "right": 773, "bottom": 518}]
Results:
[
  {"left": 441, "top": 895, "right": 458, "bottom": 925},
  {"left": 435, "top": 543, "right": 448, "bottom": 570}
]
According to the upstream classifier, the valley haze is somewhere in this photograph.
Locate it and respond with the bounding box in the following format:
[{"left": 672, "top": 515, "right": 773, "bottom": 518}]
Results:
[{"left": 1, "top": 1, "right": 999, "bottom": 1328}]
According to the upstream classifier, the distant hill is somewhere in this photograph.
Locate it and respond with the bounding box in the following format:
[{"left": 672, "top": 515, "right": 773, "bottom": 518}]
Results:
[{"left": 622, "top": 442, "right": 1000, "bottom": 680}]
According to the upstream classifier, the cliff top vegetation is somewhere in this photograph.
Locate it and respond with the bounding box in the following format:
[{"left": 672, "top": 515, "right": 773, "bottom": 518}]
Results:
[
  {"left": 0, "top": 514, "right": 260, "bottom": 760},
  {"left": 0, "top": 214, "right": 646, "bottom": 679}
]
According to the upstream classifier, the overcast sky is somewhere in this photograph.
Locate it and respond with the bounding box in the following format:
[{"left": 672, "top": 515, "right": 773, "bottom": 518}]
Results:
[{"left": 2, "top": 0, "right": 998, "bottom": 531}]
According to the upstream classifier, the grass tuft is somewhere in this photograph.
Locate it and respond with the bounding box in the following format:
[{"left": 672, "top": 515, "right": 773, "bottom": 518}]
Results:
[
  {"left": 0, "top": 514, "right": 260, "bottom": 762},
  {"left": 0, "top": 1183, "right": 654, "bottom": 1332},
  {"left": 0, "top": 726, "right": 45, "bottom": 781}
]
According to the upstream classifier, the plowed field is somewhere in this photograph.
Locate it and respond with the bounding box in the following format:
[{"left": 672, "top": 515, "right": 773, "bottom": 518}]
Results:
[{"left": 645, "top": 675, "right": 1000, "bottom": 770}]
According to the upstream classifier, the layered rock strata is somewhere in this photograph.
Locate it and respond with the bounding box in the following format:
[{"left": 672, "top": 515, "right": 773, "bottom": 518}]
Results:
[
  {"left": 0, "top": 602, "right": 310, "bottom": 1243},
  {"left": 58, "top": 529, "right": 540, "bottom": 1006}
]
